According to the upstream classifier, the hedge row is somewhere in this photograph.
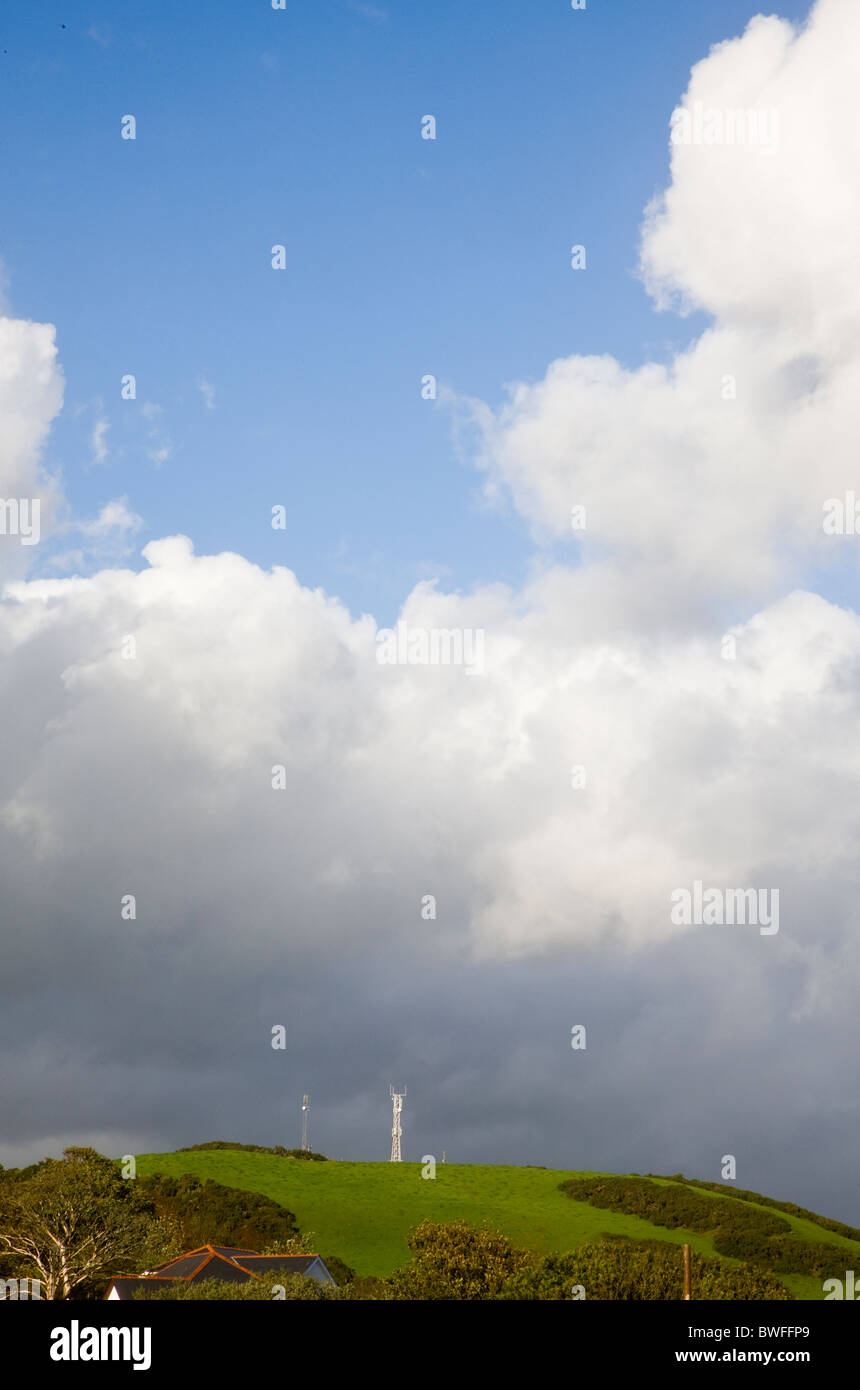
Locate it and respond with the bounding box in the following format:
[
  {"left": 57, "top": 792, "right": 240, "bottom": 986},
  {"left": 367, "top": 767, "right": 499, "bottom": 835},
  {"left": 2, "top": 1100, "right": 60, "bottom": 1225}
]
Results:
[
  {"left": 560, "top": 1176, "right": 850, "bottom": 1278},
  {"left": 176, "top": 1141, "right": 327, "bottom": 1161},
  {"left": 713, "top": 1227, "right": 856, "bottom": 1276},
  {"left": 560, "top": 1176, "right": 789, "bottom": 1237},
  {"left": 684, "top": 1178, "right": 860, "bottom": 1244}
]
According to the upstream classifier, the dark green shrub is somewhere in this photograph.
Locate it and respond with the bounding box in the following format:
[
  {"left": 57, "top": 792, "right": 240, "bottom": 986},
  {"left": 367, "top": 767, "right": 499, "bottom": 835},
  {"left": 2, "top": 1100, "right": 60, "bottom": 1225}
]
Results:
[
  {"left": 713, "top": 1229, "right": 854, "bottom": 1278},
  {"left": 686, "top": 1178, "right": 860, "bottom": 1244},
  {"left": 560, "top": 1175, "right": 850, "bottom": 1279},
  {"left": 559, "top": 1176, "right": 787, "bottom": 1236},
  {"left": 500, "top": 1237, "right": 792, "bottom": 1301},
  {"left": 139, "top": 1173, "right": 299, "bottom": 1250},
  {"left": 319, "top": 1254, "right": 356, "bottom": 1286},
  {"left": 177, "top": 1141, "right": 327, "bottom": 1161},
  {"left": 388, "top": 1220, "right": 532, "bottom": 1300}
]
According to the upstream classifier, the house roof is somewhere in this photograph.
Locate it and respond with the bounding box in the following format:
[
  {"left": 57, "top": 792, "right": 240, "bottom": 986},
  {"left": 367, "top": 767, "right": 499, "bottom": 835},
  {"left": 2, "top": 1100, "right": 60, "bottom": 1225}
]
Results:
[
  {"left": 105, "top": 1245, "right": 333, "bottom": 1299},
  {"left": 150, "top": 1244, "right": 263, "bottom": 1273},
  {"left": 231, "top": 1254, "right": 319, "bottom": 1276}
]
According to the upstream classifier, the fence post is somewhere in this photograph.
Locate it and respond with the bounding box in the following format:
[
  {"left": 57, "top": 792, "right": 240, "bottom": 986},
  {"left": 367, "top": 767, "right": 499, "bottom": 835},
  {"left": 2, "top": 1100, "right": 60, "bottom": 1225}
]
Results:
[{"left": 683, "top": 1243, "right": 692, "bottom": 1300}]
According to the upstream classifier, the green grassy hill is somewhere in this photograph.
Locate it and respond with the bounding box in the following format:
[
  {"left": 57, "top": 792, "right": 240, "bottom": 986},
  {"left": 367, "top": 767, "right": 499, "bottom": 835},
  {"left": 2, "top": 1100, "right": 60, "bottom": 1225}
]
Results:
[{"left": 134, "top": 1149, "right": 860, "bottom": 1299}]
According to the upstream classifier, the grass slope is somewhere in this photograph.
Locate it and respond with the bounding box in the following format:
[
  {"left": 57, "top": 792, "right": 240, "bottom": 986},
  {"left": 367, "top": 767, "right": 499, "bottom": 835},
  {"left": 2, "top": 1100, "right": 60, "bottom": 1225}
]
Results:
[{"left": 134, "top": 1151, "right": 860, "bottom": 1299}]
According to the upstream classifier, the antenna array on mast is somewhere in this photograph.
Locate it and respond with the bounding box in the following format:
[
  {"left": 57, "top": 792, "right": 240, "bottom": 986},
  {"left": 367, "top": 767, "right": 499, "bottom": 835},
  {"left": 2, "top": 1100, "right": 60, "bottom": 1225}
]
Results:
[{"left": 389, "top": 1084, "right": 406, "bottom": 1162}]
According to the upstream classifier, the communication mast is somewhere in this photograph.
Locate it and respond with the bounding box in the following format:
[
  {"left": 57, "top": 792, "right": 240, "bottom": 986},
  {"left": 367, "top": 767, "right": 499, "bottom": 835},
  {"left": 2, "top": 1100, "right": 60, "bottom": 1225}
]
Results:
[
  {"left": 389, "top": 1085, "right": 406, "bottom": 1162},
  {"left": 301, "top": 1094, "right": 309, "bottom": 1152}
]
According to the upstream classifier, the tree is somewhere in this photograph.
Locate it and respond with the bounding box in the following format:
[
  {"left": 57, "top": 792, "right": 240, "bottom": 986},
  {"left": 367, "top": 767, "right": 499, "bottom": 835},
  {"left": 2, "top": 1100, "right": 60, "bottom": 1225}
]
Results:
[
  {"left": 0, "top": 1148, "right": 177, "bottom": 1300},
  {"left": 388, "top": 1219, "right": 532, "bottom": 1300},
  {"left": 259, "top": 1229, "right": 317, "bottom": 1255}
]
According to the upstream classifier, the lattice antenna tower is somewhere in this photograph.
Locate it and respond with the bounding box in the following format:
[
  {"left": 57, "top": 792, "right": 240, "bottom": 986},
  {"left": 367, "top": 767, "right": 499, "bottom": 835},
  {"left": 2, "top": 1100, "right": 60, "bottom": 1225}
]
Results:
[
  {"left": 301, "top": 1094, "right": 309, "bottom": 1152},
  {"left": 389, "top": 1084, "right": 406, "bottom": 1162}
]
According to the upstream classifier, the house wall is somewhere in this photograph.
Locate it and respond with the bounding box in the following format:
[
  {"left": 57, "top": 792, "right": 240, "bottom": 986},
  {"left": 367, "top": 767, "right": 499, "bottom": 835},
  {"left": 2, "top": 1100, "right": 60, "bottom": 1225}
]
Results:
[{"left": 307, "top": 1258, "right": 335, "bottom": 1285}]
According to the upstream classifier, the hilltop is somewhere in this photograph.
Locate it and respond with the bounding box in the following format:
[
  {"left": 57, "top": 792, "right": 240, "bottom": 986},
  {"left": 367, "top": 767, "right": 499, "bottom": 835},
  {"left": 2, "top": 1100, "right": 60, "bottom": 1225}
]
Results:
[{"left": 134, "top": 1147, "right": 860, "bottom": 1300}]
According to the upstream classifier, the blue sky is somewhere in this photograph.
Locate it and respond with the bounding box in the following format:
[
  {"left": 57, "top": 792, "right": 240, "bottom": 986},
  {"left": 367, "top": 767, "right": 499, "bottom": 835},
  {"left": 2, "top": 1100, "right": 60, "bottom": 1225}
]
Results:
[{"left": 3, "top": 0, "right": 811, "bottom": 623}]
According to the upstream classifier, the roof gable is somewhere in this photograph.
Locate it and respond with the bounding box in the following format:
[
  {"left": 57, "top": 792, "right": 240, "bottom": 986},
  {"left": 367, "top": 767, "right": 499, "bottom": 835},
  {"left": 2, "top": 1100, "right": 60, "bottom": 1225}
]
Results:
[{"left": 106, "top": 1245, "right": 336, "bottom": 1296}]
